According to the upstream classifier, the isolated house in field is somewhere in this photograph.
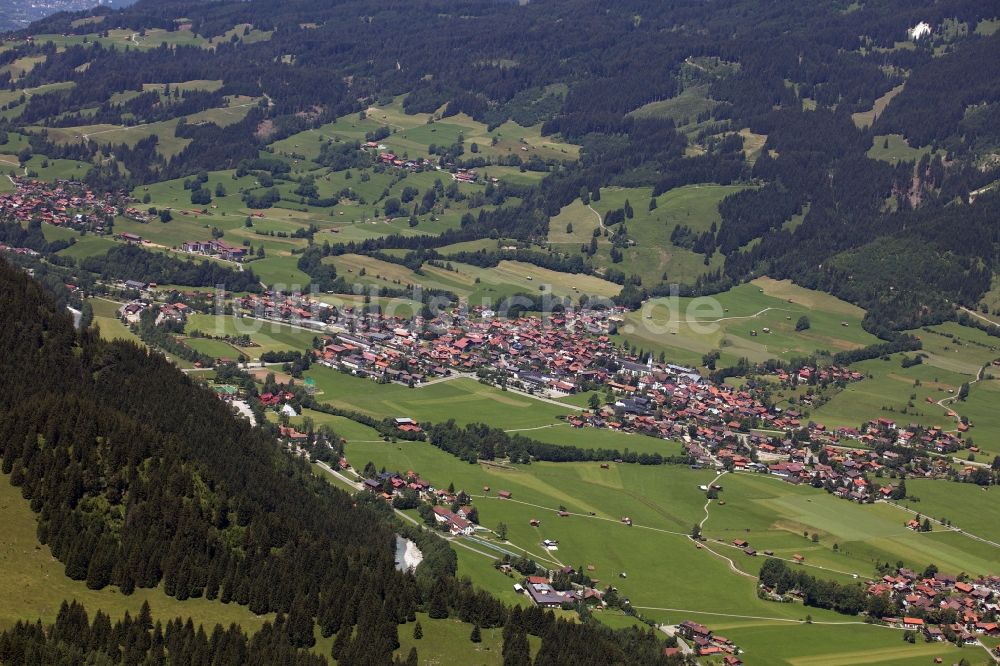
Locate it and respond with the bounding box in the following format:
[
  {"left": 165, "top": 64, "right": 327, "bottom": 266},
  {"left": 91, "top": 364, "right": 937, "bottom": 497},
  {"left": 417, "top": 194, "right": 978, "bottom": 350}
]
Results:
[
  {"left": 498, "top": 490, "right": 512, "bottom": 499},
  {"left": 525, "top": 582, "right": 567, "bottom": 608}
]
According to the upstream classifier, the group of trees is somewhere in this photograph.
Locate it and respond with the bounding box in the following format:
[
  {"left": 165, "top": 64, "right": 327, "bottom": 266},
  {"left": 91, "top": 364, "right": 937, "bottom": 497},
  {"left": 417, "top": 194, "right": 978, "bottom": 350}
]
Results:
[
  {"left": 426, "top": 420, "right": 690, "bottom": 466},
  {"left": 80, "top": 245, "right": 262, "bottom": 292},
  {"left": 758, "top": 558, "right": 868, "bottom": 616},
  {"left": 0, "top": 601, "right": 326, "bottom": 666}
]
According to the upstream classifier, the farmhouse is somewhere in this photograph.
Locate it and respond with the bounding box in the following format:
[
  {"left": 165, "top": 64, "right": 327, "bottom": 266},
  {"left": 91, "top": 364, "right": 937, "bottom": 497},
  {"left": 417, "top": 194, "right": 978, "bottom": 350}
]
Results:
[
  {"left": 524, "top": 582, "right": 568, "bottom": 608},
  {"left": 431, "top": 505, "right": 474, "bottom": 536}
]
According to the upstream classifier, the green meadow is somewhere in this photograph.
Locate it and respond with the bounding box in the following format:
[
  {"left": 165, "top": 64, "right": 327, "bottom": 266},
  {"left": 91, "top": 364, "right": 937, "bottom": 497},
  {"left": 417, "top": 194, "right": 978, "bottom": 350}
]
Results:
[
  {"left": 87, "top": 297, "right": 143, "bottom": 345},
  {"left": 273, "top": 96, "right": 578, "bottom": 166},
  {"left": 549, "top": 184, "right": 745, "bottom": 286},
  {"left": 809, "top": 354, "right": 971, "bottom": 431},
  {"left": 851, "top": 84, "right": 905, "bottom": 129},
  {"left": 705, "top": 473, "right": 1000, "bottom": 579},
  {"left": 337, "top": 436, "right": 996, "bottom": 663},
  {"left": 628, "top": 84, "right": 719, "bottom": 124},
  {"left": 895, "top": 478, "right": 1000, "bottom": 544},
  {"left": 329, "top": 253, "right": 621, "bottom": 302},
  {"left": 867, "top": 134, "right": 941, "bottom": 165},
  {"left": 617, "top": 276, "right": 878, "bottom": 368},
  {"left": 305, "top": 367, "right": 577, "bottom": 429},
  {"left": 344, "top": 441, "right": 876, "bottom": 625},
  {"left": 810, "top": 321, "right": 999, "bottom": 432},
  {"left": 184, "top": 313, "right": 318, "bottom": 358}
]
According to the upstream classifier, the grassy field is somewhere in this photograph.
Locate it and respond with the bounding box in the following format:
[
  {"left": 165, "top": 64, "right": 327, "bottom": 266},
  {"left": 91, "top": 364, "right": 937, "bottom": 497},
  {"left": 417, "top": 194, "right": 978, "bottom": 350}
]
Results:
[
  {"left": 341, "top": 436, "right": 980, "bottom": 663},
  {"left": 393, "top": 612, "right": 509, "bottom": 665},
  {"left": 183, "top": 336, "right": 245, "bottom": 360},
  {"left": 617, "top": 277, "right": 879, "bottom": 368},
  {"left": 0, "top": 474, "right": 271, "bottom": 633},
  {"left": 913, "top": 322, "right": 1000, "bottom": 375},
  {"left": 305, "top": 367, "right": 578, "bottom": 429},
  {"left": 867, "top": 134, "right": 940, "bottom": 165},
  {"left": 58, "top": 235, "right": 117, "bottom": 260},
  {"left": 549, "top": 184, "right": 746, "bottom": 286},
  {"left": 88, "top": 297, "right": 143, "bottom": 345},
  {"left": 709, "top": 621, "right": 982, "bottom": 666},
  {"left": 274, "top": 96, "right": 578, "bottom": 166},
  {"left": 802, "top": 354, "right": 969, "bottom": 430},
  {"left": 704, "top": 472, "right": 1000, "bottom": 579},
  {"left": 0, "top": 81, "right": 75, "bottom": 108},
  {"left": 896, "top": 478, "right": 1000, "bottom": 544},
  {"left": 851, "top": 84, "right": 905, "bottom": 129},
  {"left": 184, "top": 313, "right": 318, "bottom": 358},
  {"left": 346, "top": 442, "right": 996, "bottom": 664},
  {"left": 809, "top": 321, "right": 999, "bottom": 432},
  {"left": 329, "top": 253, "right": 621, "bottom": 303},
  {"left": 628, "top": 84, "right": 718, "bottom": 124},
  {"left": 975, "top": 18, "right": 1000, "bottom": 36},
  {"left": 36, "top": 95, "right": 259, "bottom": 158}
]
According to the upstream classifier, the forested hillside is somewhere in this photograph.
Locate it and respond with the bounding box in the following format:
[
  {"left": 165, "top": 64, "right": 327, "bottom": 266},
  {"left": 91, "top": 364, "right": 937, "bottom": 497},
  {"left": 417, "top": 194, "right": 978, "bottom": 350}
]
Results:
[{"left": 0, "top": 258, "right": 679, "bottom": 663}]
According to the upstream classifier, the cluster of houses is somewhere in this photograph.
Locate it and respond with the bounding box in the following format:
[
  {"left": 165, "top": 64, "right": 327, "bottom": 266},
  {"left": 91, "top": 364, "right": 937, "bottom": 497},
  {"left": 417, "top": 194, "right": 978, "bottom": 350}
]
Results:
[
  {"left": 0, "top": 177, "right": 133, "bottom": 232},
  {"left": 0, "top": 243, "right": 40, "bottom": 256},
  {"left": 117, "top": 300, "right": 189, "bottom": 326},
  {"left": 181, "top": 239, "right": 247, "bottom": 262},
  {"left": 753, "top": 415, "right": 983, "bottom": 504},
  {"left": 867, "top": 567, "right": 1000, "bottom": 646},
  {"left": 671, "top": 620, "right": 743, "bottom": 662},
  {"left": 236, "top": 292, "right": 336, "bottom": 326},
  {"left": 368, "top": 146, "right": 435, "bottom": 172},
  {"left": 309, "top": 306, "right": 625, "bottom": 389}
]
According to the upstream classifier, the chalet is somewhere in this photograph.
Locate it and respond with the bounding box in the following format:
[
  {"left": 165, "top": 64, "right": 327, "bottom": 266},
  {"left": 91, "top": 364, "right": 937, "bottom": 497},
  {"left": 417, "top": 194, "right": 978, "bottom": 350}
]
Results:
[
  {"left": 923, "top": 625, "right": 944, "bottom": 642},
  {"left": 678, "top": 620, "right": 711, "bottom": 640},
  {"left": 431, "top": 506, "right": 475, "bottom": 536}
]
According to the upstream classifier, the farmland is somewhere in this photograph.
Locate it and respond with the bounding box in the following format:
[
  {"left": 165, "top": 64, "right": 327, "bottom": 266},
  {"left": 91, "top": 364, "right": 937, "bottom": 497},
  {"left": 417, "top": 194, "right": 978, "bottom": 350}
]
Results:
[
  {"left": 549, "top": 184, "right": 746, "bottom": 286},
  {"left": 328, "top": 253, "right": 622, "bottom": 302},
  {"left": 304, "top": 366, "right": 579, "bottom": 430},
  {"left": 809, "top": 321, "right": 1000, "bottom": 432},
  {"left": 702, "top": 472, "right": 1000, "bottom": 580},
  {"left": 616, "top": 277, "right": 878, "bottom": 368},
  {"left": 341, "top": 437, "right": 1000, "bottom": 646},
  {"left": 184, "top": 313, "right": 318, "bottom": 358}
]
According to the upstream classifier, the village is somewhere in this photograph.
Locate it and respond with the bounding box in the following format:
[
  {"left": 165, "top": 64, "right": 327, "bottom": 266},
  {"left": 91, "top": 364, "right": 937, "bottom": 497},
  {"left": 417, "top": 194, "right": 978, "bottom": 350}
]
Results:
[{"left": 0, "top": 177, "right": 149, "bottom": 233}]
